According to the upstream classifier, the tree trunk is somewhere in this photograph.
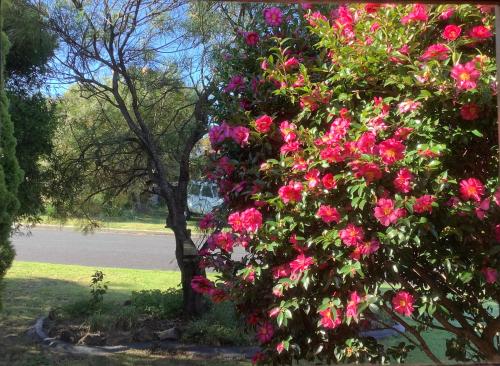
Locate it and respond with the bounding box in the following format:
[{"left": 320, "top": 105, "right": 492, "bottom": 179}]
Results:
[{"left": 167, "top": 204, "right": 205, "bottom": 317}]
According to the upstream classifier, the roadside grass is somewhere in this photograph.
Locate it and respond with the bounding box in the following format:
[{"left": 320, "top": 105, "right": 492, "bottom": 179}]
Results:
[
  {"left": 30, "top": 213, "right": 200, "bottom": 234},
  {"left": 0, "top": 261, "right": 472, "bottom": 365}
]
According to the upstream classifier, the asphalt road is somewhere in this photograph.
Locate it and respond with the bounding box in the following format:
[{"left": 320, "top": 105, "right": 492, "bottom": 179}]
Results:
[{"left": 11, "top": 227, "right": 222, "bottom": 271}]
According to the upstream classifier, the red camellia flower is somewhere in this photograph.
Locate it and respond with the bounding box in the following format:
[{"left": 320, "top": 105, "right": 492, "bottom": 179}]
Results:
[
  {"left": 191, "top": 275, "right": 215, "bottom": 294},
  {"left": 420, "top": 43, "right": 449, "bottom": 61},
  {"left": 459, "top": 178, "right": 485, "bottom": 202},
  {"left": 346, "top": 291, "right": 361, "bottom": 319},
  {"left": 356, "top": 132, "right": 376, "bottom": 154},
  {"left": 482, "top": 267, "right": 498, "bottom": 284},
  {"left": 231, "top": 126, "right": 250, "bottom": 146},
  {"left": 283, "top": 57, "right": 300, "bottom": 71},
  {"left": 351, "top": 161, "right": 382, "bottom": 183},
  {"left": 443, "top": 25, "right": 461, "bottom": 41},
  {"left": 305, "top": 169, "right": 321, "bottom": 189},
  {"left": 469, "top": 25, "right": 493, "bottom": 39},
  {"left": 374, "top": 198, "right": 405, "bottom": 226},
  {"left": 316, "top": 204, "right": 340, "bottom": 224},
  {"left": 240, "top": 208, "right": 263, "bottom": 233},
  {"left": 451, "top": 62, "right": 481, "bottom": 90},
  {"left": 378, "top": 138, "right": 405, "bottom": 165},
  {"left": 401, "top": 4, "right": 428, "bottom": 24},
  {"left": 321, "top": 173, "right": 337, "bottom": 190},
  {"left": 263, "top": 7, "right": 283, "bottom": 27},
  {"left": 460, "top": 103, "right": 480, "bottom": 120},
  {"left": 394, "top": 168, "right": 413, "bottom": 193},
  {"left": 339, "top": 224, "right": 364, "bottom": 247},
  {"left": 278, "top": 181, "right": 303, "bottom": 203},
  {"left": 289, "top": 253, "right": 315, "bottom": 274},
  {"left": 319, "top": 308, "right": 342, "bottom": 329},
  {"left": 255, "top": 115, "right": 273, "bottom": 133},
  {"left": 244, "top": 31, "right": 259, "bottom": 46},
  {"left": 365, "top": 3, "right": 382, "bottom": 13},
  {"left": 320, "top": 146, "right": 345, "bottom": 163},
  {"left": 213, "top": 232, "right": 234, "bottom": 252},
  {"left": 413, "top": 195, "right": 435, "bottom": 214},
  {"left": 392, "top": 291, "right": 415, "bottom": 316},
  {"left": 228, "top": 211, "right": 243, "bottom": 232},
  {"left": 257, "top": 322, "right": 274, "bottom": 343}
]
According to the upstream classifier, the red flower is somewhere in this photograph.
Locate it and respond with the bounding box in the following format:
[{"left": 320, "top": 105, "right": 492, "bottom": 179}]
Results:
[
  {"left": 199, "top": 213, "right": 215, "bottom": 230},
  {"left": 394, "top": 127, "right": 414, "bottom": 141},
  {"left": 339, "top": 224, "right": 364, "bottom": 247},
  {"left": 460, "top": 103, "right": 480, "bottom": 121},
  {"left": 356, "top": 132, "right": 376, "bottom": 154},
  {"left": 413, "top": 195, "right": 435, "bottom": 214},
  {"left": 401, "top": 4, "right": 428, "bottom": 25},
  {"left": 320, "top": 146, "right": 345, "bottom": 163},
  {"left": 283, "top": 57, "right": 300, "bottom": 71},
  {"left": 255, "top": 115, "right": 273, "bottom": 133},
  {"left": 256, "top": 322, "right": 274, "bottom": 343},
  {"left": 420, "top": 44, "right": 449, "bottom": 61},
  {"left": 191, "top": 276, "right": 215, "bottom": 295},
  {"left": 213, "top": 232, "right": 234, "bottom": 252},
  {"left": 231, "top": 126, "right": 250, "bottom": 146},
  {"left": 278, "top": 181, "right": 303, "bottom": 204},
  {"left": 305, "top": 169, "right": 321, "bottom": 189},
  {"left": 392, "top": 291, "right": 415, "bottom": 316},
  {"left": 394, "top": 168, "right": 413, "bottom": 193},
  {"left": 305, "top": 11, "right": 327, "bottom": 27},
  {"left": 346, "top": 291, "right": 361, "bottom": 319},
  {"left": 351, "top": 161, "right": 382, "bottom": 183},
  {"left": 439, "top": 7, "right": 454, "bottom": 20},
  {"left": 482, "top": 267, "right": 498, "bottom": 284},
  {"left": 459, "top": 178, "right": 484, "bottom": 202},
  {"left": 398, "top": 99, "right": 422, "bottom": 113},
  {"left": 319, "top": 308, "right": 342, "bottom": 329},
  {"left": 469, "top": 25, "right": 492, "bottom": 40},
  {"left": 290, "top": 254, "right": 314, "bottom": 274},
  {"left": 276, "top": 342, "right": 285, "bottom": 354},
  {"left": 228, "top": 211, "right": 243, "bottom": 232},
  {"left": 240, "top": 208, "right": 263, "bottom": 233},
  {"left": 279, "top": 120, "right": 297, "bottom": 142},
  {"left": 244, "top": 32, "right": 259, "bottom": 46},
  {"left": 378, "top": 138, "right": 405, "bottom": 165},
  {"left": 272, "top": 264, "right": 291, "bottom": 279},
  {"left": 365, "top": 3, "right": 382, "bottom": 13},
  {"left": 321, "top": 173, "right": 337, "bottom": 190},
  {"left": 374, "top": 198, "right": 404, "bottom": 226},
  {"left": 316, "top": 205, "right": 340, "bottom": 224},
  {"left": 443, "top": 25, "right": 461, "bottom": 41},
  {"left": 263, "top": 7, "right": 283, "bottom": 27},
  {"left": 451, "top": 62, "right": 481, "bottom": 91}
]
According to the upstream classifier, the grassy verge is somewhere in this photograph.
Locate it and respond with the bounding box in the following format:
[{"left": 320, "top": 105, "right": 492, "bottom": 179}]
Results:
[
  {"left": 0, "top": 261, "right": 247, "bottom": 366},
  {"left": 30, "top": 214, "right": 200, "bottom": 234}
]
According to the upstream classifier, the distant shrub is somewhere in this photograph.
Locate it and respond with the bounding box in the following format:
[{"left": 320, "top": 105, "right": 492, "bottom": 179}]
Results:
[{"left": 130, "top": 288, "right": 183, "bottom": 319}]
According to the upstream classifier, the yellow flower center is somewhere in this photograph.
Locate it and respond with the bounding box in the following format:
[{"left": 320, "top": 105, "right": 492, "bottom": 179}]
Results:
[{"left": 459, "top": 72, "right": 470, "bottom": 81}]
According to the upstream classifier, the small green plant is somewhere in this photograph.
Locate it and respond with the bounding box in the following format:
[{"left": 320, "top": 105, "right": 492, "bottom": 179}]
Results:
[
  {"left": 130, "top": 288, "right": 183, "bottom": 319},
  {"left": 89, "top": 270, "right": 108, "bottom": 310}
]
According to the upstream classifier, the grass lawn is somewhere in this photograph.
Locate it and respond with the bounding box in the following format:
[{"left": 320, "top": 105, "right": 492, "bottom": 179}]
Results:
[
  {"left": 32, "top": 214, "right": 200, "bottom": 234},
  {"left": 0, "top": 261, "right": 465, "bottom": 365},
  {"left": 0, "top": 261, "right": 247, "bottom": 366}
]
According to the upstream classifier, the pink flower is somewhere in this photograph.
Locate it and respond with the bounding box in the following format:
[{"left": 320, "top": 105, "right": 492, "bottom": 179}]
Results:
[
  {"left": 420, "top": 44, "right": 449, "bottom": 61},
  {"left": 213, "top": 232, "right": 234, "bottom": 252},
  {"left": 257, "top": 322, "right": 274, "bottom": 343},
  {"left": 482, "top": 267, "right": 498, "bottom": 284},
  {"left": 460, "top": 103, "right": 480, "bottom": 121},
  {"left": 244, "top": 32, "right": 259, "bottom": 46},
  {"left": 280, "top": 141, "right": 301, "bottom": 155},
  {"left": 394, "top": 168, "right": 413, "bottom": 193},
  {"left": 439, "top": 7, "right": 454, "bottom": 20},
  {"left": 272, "top": 264, "right": 291, "bottom": 279},
  {"left": 392, "top": 291, "right": 415, "bottom": 316},
  {"left": 413, "top": 195, "right": 435, "bottom": 214},
  {"left": 279, "top": 120, "right": 297, "bottom": 142},
  {"left": 378, "top": 138, "right": 405, "bottom": 165},
  {"left": 283, "top": 57, "right": 300, "bottom": 71},
  {"left": 228, "top": 212, "right": 243, "bottom": 232},
  {"left": 451, "top": 62, "right": 481, "bottom": 91},
  {"left": 346, "top": 291, "right": 361, "bottom": 319},
  {"left": 339, "top": 224, "right": 364, "bottom": 247},
  {"left": 356, "top": 132, "right": 376, "bottom": 154},
  {"left": 398, "top": 99, "right": 422, "bottom": 113},
  {"left": 290, "top": 254, "right": 314, "bottom": 274},
  {"left": 475, "top": 198, "right": 490, "bottom": 219},
  {"left": 305, "top": 11, "right": 327, "bottom": 27},
  {"left": 191, "top": 276, "right": 215, "bottom": 294},
  {"left": 401, "top": 4, "right": 428, "bottom": 25},
  {"left": 276, "top": 342, "right": 285, "bottom": 354},
  {"left": 255, "top": 115, "right": 273, "bottom": 133},
  {"left": 351, "top": 161, "right": 382, "bottom": 183},
  {"left": 469, "top": 25, "right": 493, "bottom": 39},
  {"left": 305, "top": 169, "right": 321, "bottom": 189},
  {"left": 393, "top": 127, "right": 414, "bottom": 141},
  {"left": 365, "top": 3, "right": 382, "bottom": 13},
  {"left": 316, "top": 205, "right": 340, "bottom": 224},
  {"left": 209, "top": 123, "right": 231, "bottom": 147},
  {"left": 269, "top": 307, "right": 280, "bottom": 318},
  {"left": 443, "top": 25, "right": 461, "bottom": 41},
  {"left": 240, "top": 208, "right": 263, "bottom": 233},
  {"left": 278, "top": 181, "right": 303, "bottom": 204},
  {"left": 359, "top": 238, "right": 380, "bottom": 256},
  {"left": 459, "top": 178, "right": 485, "bottom": 202},
  {"left": 320, "top": 146, "right": 345, "bottom": 163},
  {"left": 374, "top": 198, "right": 404, "bottom": 226},
  {"left": 322, "top": 173, "right": 337, "bottom": 190},
  {"left": 231, "top": 126, "right": 250, "bottom": 146},
  {"left": 224, "top": 75, "right": 245, "bottom": 93},
  {"left": 319, "top": 308, "right": 342, "bottom": 329},
  {"left": 263, "top": 7, "right": 283, "bottom": 27},
  {"left": 199, "top": 213, "right": 215, "bottom": 230}
]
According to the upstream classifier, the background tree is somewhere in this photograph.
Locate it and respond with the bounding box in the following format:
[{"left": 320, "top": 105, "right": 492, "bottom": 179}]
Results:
[
  {"left": 3, "top": 0, "right": 57, "bottom": 223},
  {"left": 0, "top": 0, "right": 22, "bottom": 308}
]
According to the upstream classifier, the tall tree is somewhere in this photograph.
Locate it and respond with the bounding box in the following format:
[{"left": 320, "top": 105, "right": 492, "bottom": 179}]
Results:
[
  {"left": 36, "top": 0, "right": 215, "bottom": 315},
  {"left": 4, "top": 0, "right": 57, "bottom": 223},
  {"left": 0, "top": 0, "right": 22, "bottom": 309}
]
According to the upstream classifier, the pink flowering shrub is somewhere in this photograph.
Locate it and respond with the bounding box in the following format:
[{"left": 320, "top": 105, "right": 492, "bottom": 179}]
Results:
[{"left": 199, "top": 4, "right": 499, "bottom": 364}]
